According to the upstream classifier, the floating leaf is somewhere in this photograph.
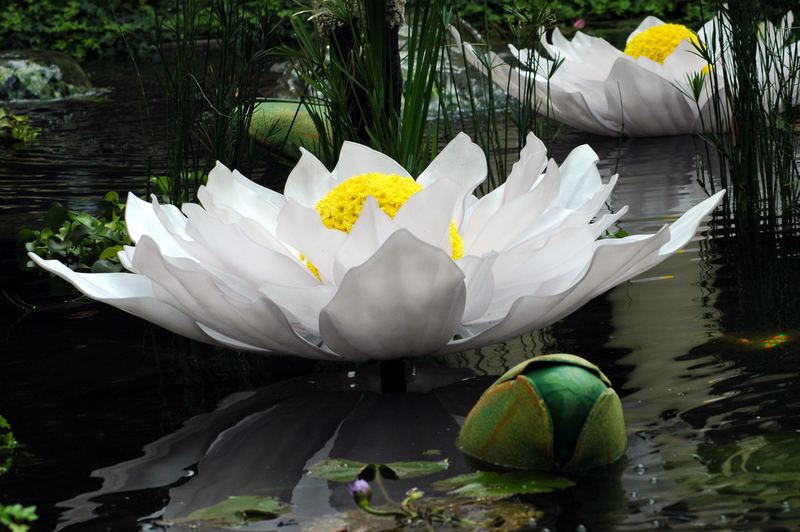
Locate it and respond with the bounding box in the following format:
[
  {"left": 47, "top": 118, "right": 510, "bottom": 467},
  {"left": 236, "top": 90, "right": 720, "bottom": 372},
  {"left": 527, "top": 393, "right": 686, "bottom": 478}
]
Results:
[
  {"left": 433, "top": 470, "right": 574, "bottom": 498},
  {"left": 168, "top": 496, "right": 290, "bottom": 527},
  {"left": 422, "top": 449, "right": 442, "bottom": 456},
  {"left": 384, "top": 459, "right": 449, "bottom": 479},
  {"left": 308, "top": 458, "right": 450, "bottom": 482}
]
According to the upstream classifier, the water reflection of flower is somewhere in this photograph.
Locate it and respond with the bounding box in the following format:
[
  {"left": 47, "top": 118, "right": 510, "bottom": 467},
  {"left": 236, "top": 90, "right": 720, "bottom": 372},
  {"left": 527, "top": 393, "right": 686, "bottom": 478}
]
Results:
[
  {"left": 54, "top": 367, "right": 488, "bottom": 528},
  {"left": 456, "top": 12, "right": 798, "bottom": 136},
  {"left": 32, "top": 134, "right": 722, "bottom": 360}
]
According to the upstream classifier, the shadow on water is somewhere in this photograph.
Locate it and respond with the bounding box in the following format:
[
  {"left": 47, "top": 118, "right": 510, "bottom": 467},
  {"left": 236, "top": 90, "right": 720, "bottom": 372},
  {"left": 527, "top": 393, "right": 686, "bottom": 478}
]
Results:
[{"left": 2, "top": 59, "right": 800, "bottom": 530}]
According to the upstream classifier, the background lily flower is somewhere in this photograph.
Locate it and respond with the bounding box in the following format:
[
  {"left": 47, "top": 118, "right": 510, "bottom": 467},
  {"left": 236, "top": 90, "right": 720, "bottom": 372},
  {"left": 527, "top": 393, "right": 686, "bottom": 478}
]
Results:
[
  {"left": 31, "top": 134, "right": 724, "bottom": 361},
  {"left": 455, "top": 11, "right": 798, "bottom": 136}
]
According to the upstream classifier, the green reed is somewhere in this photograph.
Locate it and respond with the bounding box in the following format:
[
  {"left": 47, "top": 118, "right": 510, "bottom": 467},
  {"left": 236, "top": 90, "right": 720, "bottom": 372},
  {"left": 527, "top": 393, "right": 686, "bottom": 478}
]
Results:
[
  {"left": 287, "top": 0, "right": 447, "bottom": 175},
  {"left": 286, "top": 0, "right": 558, "bottom": 186},
  {"left": 446, "top": 1, "right": 561, "bottom": 191},
  {"left": 151, "top": 0, "right": 275, "bottom": 205},
  {"left": 690, "top": 0, "right": 799, "bottom": 230}
]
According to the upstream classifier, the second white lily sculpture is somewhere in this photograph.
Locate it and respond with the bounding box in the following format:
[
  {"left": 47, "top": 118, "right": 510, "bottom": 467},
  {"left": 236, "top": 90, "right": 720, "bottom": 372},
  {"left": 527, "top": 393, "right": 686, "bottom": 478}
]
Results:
[
  {"left": 32, "top": 134, "right": 724, "bottom": 360},
  {"left": 455, "top": 11, "right": 798, "bottom": 136}
]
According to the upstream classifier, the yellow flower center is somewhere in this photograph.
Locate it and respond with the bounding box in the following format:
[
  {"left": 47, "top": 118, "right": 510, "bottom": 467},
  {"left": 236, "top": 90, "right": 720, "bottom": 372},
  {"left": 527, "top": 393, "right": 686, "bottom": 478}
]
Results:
[
  {"left": 624, "top": 23, "right": 700, "bottom": 64},
  {"left": 301, "top": 172, "right": 463, "bottom": 280}
]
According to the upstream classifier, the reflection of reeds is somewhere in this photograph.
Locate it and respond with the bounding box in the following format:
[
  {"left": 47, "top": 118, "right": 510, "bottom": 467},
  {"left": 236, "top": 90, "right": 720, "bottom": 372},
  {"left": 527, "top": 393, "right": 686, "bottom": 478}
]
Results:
[
  {"left": 151, "top": 0, "right": 274, "bottom": 205},
  {"left": 691, "top": 1, "right": 799, "bottom": 231}
]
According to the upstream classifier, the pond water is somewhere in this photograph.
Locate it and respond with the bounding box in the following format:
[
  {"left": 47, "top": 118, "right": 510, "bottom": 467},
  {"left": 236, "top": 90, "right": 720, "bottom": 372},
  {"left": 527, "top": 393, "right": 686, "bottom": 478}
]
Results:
[{"left": 2, "top": 59, "right": 800, "bottom": 531}]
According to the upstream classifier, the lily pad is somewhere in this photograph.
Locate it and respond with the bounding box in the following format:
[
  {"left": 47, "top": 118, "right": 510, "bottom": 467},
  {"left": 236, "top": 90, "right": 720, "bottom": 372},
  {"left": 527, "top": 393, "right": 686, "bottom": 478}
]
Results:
[
  {"left": 167, "top": 495, "right": 290, "bottom": 527},
  {"left": 384, "top": 459, "right": 450, "bottom": 479},
  {"left": 433, "top": 470, "right": 574, "bottom": 498},
  {"left": 307, "top": 458, "right": 449, "bottom": 482}
]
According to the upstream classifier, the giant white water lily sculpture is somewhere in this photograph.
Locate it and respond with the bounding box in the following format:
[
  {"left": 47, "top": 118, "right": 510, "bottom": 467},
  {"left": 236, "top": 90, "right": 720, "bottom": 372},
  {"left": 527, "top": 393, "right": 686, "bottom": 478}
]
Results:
[
  {"left": 455, "top": 11, "right": 798, "bottom": 136},
  {"left": 31, "top": 134, "right": 724, "bottom": 361}
]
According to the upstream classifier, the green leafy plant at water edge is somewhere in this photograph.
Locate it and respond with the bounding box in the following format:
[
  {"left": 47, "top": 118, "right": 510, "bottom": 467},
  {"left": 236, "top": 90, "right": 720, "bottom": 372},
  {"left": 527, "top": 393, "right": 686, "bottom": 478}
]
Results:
[
  {"left": 0, "top": 108, "right": 40, "bottom": 143},
  {"left": 0, "top": 416, "right": 38, "bottom": 532},
  {"left": 0, "top": 416, "right": 21, "bottom": 477},
  {"left": 19, "top": 192, "right": 131, "bottom": 274},
  {"left": 0, "top": 505, "right": 37, "bottom": 532}
]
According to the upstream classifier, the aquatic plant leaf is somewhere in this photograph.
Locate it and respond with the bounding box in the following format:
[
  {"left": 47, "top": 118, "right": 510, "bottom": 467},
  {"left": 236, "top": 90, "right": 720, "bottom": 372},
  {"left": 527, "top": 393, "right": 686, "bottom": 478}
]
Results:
[
  {"left": 384, "top": 459, "right": 450, "bottom": 478},
  {"left": 433, "top": 470, "right": 574, "bottom": 498},
  {"left": 43, "top": 203, "right": 70, "bottom": 231},
  {"left": 169, "top": 496, "right": 289, "bottom": 526},
  {"left": 308, "top": 458, "right": 450, "bottom": 482},
  {"left": 307, "top": 458, "right": 372, "bottom": 482}
]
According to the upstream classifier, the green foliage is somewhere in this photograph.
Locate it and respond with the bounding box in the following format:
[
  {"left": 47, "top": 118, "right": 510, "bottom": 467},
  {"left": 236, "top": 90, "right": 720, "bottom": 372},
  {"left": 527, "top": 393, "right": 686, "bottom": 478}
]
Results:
[
  {"left": 0, "top": 505, "right": 38, "bottom": 532},
  {"left": 0, "top": 416, "right": 21, "bottom": 477},
  {"left": 19, "top": 192, "right": 131, "bottom": 274},
  {"left": 0, "top": 0, "right": 297, "bottom": 62},
  {"left": 0, "top": 417, "right": 38, "bottom": 532},
  {"left": 0, "top": 0, "right": 157, "bottom": 61},
  {"left": 456, "top": 0, "right": 705, "bottom": 29},
  {"left": 0, "top": 109, "right": 40, "bottom": 143}
]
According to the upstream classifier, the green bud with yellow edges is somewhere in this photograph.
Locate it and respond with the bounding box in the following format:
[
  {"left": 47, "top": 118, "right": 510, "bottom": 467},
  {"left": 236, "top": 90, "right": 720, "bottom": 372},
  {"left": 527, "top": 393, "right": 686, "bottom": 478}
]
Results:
[{"left": 457, "top": 354, "right": 626, "bottom": 472}]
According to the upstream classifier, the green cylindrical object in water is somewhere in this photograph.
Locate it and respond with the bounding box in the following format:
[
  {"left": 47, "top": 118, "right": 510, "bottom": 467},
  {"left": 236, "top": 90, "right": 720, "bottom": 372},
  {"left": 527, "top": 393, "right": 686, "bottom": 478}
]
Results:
[
  {"left": 457, "top": 354, "right": 627, "bottom": 472},
  {"left": 248, "top": 100, "right": 328, "bottom": 157}
]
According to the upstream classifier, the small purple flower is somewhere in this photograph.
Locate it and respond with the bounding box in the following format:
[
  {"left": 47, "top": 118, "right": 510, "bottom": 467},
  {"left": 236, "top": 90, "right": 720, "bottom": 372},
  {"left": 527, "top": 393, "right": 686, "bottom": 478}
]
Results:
[
  {"left": 574, "top": 18, "right": 586, "bottom": 30},
  {"left": 348, "top": 479, "right": 372, "bottom": 507}
]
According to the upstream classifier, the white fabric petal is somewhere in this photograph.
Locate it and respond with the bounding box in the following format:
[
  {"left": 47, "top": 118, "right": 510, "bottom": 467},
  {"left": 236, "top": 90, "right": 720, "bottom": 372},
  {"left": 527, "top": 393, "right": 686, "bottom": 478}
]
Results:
[
  {"left": 627, "top": 16, "right": 665, "bottom": 43},
  {"left": 458, "top": 253, "right": 498, "bottom": 324},
  {"left": 276, "top": 199, "right": 346, "bottom": 285},
  {"left": 125, "top": 193, "right": 192, "bottom": 259},
  {"left": 202, "top": 161, "right": 285, "bottom": 235},
  {"left": 319, "top": 230, "right": 466, "bottom": 361},
  {"left": 29, "top": 253, "right": 213, "bottom": 344},
  {"left": 447, "top": 190, "right": 725, "bottom": 351},
  {"left": 131, "top": 236, "right": 335, "bottom": 360},
  {"left": 604, "top": 57, "right": 697, "bottom": 136},
  {"left": 556, "top": 144, "right": 602, "bottom": 209},
  {"left": 501, "top": 132, "right": 547, "bottom": 205},
  {"left": 332, "top": 196, "right": 397, "bottom": 284},
  {"left": 466, "top": 159, "right": 560, "bottom": 256},
  {"left": 283, "top": 147, "right": 337, "bottom": 208},
  {"left": 180, "top": 202, "right": 317, "bottom": 288},
  {"left": 393, "top": 177, "right": 460, "bottom": 254},
  {"left": 332, "top": 142, "right": 411, "bottom": 181},
  {"left": 416, "top": 132, "right": 487, "bottom": 225}
]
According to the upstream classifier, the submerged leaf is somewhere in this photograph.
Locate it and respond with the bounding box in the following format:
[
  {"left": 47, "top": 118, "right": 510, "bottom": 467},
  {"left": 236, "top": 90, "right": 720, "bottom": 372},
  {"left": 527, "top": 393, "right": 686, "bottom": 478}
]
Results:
[
  {"left": 168, "top": 495, "right": 290, "bottom": 527},
  {"left": 308, "top": 458, "right": 450, "bottom": 482},
  {"left": 307, "top": 458, "right": 371, "bottom": 482},
  {"left": 384, "top": 459, "right": 449, "bottom": 478},
  {"left": 433, "top": 470, "right": 574, "bottom": 498}
]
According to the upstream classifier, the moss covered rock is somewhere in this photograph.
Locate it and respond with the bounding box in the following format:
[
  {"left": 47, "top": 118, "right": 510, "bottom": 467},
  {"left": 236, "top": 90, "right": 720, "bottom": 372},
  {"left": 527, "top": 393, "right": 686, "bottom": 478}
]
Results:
[{"left": 0, "top": 50, "right": 91, "bottom": 100}]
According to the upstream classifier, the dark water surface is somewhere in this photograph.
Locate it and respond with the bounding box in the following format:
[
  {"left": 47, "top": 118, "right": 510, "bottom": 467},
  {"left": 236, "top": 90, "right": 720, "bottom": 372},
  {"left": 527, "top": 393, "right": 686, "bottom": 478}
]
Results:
[{"left": 2, "top": 60, "right": 800, "bottom": 531}]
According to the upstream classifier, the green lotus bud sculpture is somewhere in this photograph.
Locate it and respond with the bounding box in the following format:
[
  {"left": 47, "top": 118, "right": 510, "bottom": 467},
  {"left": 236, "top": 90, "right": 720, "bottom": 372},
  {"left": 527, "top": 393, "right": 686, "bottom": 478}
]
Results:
[{"left": 458, "top": 354, "right": 626, "bottom": 472}]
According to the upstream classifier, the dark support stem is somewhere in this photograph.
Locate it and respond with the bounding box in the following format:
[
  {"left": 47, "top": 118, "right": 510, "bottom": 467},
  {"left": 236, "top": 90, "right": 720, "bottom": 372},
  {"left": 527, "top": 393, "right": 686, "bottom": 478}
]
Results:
[{"left": 380, "top": 358, "right": 407, "bottom": 393}]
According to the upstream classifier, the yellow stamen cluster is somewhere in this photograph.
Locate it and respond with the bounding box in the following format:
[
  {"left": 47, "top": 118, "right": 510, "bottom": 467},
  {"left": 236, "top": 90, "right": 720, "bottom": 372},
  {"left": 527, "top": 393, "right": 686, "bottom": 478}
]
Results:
[
  {"left": 316, "top": 172, "right": 422, "bottom": 232},
  {"left": 624, "top": 23, "right": 700, "bottom": 64},
  {"left": 301, "top": 172, "right": 463, "bottom": 279}
]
